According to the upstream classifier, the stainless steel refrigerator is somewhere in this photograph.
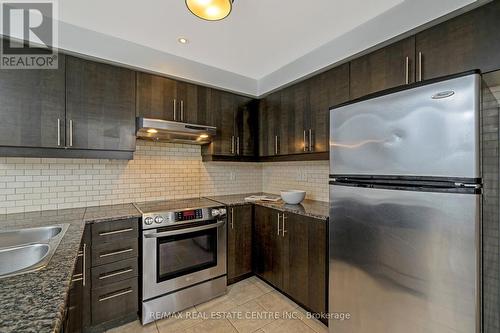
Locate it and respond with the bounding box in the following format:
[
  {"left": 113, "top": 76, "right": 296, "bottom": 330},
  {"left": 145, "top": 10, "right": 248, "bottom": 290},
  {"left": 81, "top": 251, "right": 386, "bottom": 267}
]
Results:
[{"left": 329, "top": 72, "right": 495, "bottom": 333}]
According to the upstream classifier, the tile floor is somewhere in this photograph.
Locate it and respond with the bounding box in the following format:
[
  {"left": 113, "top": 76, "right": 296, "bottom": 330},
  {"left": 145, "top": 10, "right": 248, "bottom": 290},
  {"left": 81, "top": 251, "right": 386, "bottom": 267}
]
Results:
[{"left": 107, "top": 276, "right": 328, "bottom": 333}]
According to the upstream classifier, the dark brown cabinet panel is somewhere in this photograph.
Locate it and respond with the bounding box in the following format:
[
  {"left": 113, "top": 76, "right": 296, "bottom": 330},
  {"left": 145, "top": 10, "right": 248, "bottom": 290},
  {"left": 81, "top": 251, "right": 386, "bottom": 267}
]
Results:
[
  {"left": 91, "top": 278, "right": 138, "bottom": 326},
  {"left": 416, "top": 1, "right": 500, "bottom": 81},
  {"left": 0, "top": 54, "right": 65, "bottom": 148},
  {"left": 258, "top": 91, "right": 281, "bottom": 157},
  {"left": 227, "top": 204, "right": 253, "bottom": 284},
  {"left": 350, "top": 37, "right": 415, "bottom": 99},
  {"left": 208, "top": 89, "right": 237, "bottom": 156},
  {"left": 281, "top": 82, "right": 308, "bottom": 155},
  {"left": 308, "top": 63, "right": 350, "bottom": 153},
  {"left": 136, "top": 72, "right": 177, "bottom": 121},
  {"left": 66, "top": 56, "right": 136, "bottom": 151},
  {"left": 281, "top": 213, "right": 327, "bottom": 314},
  {"left": 254, "top": 205, "right": 284, "bottom": 287},
  {"left": 235, "top": 97, "right": 257, "bottom": 157},
  {"left": 176, "top": 81, "right": 199, "bottom": 123}
]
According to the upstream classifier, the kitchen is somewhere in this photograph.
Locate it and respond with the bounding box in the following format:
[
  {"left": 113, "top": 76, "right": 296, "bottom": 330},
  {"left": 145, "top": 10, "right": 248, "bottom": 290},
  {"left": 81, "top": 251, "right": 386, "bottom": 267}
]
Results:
[{"left": 0, "top": 0, "right": 499, "bottom": 333}]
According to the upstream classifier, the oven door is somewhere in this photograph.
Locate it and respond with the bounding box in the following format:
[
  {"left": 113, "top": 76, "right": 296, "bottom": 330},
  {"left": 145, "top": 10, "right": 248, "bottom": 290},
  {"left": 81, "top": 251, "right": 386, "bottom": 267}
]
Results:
[{"left": 142, "top": 219, "right": 227, "bottom": 300}]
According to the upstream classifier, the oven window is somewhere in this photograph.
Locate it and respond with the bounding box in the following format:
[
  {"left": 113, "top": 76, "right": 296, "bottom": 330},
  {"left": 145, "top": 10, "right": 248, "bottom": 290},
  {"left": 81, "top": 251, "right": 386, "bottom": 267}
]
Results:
[{"left": 156, "top": 228, "right": 217, "bottom": 282}]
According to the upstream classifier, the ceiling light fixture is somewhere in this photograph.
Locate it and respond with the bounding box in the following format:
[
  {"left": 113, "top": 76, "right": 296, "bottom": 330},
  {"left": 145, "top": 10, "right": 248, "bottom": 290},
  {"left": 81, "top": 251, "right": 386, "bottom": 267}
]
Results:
[
  {"left": 185, "top": 0, "right": 234, "bottom": 21},
  {"left": 178, "top": 37, "right": 189, "bottom": 44}
]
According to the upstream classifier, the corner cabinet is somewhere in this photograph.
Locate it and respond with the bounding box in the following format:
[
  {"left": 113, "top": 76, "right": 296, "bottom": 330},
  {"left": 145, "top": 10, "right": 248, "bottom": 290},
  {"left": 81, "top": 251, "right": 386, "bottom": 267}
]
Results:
[
  {"left": 202, "top": 89, "right": 257, "bottom": 161},
  {"left": 253, "top": 205, "right": 327, "bottom": 315},
  {"left": 66, "top": 56, "right": 136, "bottom": 152},
  {"left": 227, "top": 204, "right": 253, "bottom": 284}
]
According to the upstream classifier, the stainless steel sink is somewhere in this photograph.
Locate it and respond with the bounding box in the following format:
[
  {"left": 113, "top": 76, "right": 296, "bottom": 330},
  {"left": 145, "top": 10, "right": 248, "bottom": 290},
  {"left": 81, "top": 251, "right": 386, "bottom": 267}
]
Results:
[
  {"left": 0, "top": 244, "right": 50, "bottom": 277},
  {"left": 0, "top": 224, "right": 69, "bottom": 279},
  {"left": 0, "top": 225, "right": 65, "bottom": 248}
]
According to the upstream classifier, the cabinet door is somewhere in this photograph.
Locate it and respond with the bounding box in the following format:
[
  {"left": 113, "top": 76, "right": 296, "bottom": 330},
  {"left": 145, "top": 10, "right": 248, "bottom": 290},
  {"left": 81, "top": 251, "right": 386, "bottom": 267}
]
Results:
[
  {"left": 416, "top": 1, "right": 500, "bottom": 81},
  {"left": 254, "top": 206, "right": 283, "bottom": 287},
  {"left": 66, "top": 56, "right": 136, "bottom": 151},
  {"left": 0, "top": 54, "right": 65, "bottom": 148},
  {"left": 350, "top": 37, "right": 415, "bottom": 100},
  {"left": 235, "top": 96, "right": 257, "bottom": 157},
  {"left": 259, "top": 91, "right": 281, "bottom": 157},
  {"left": 176, "top": 81, "right": 199, "bottom": 123},
  {"left": 209, "top": 89, "right": 236, "bottom": 156},
  {"left": 282, "top": 213, "right": 327, "bottom": 314},
  {"left": 227, "top": 205, "right": 253, "bottom": 283},
  {"left": 281, "top": 81, "right": 308, "bottom": 155},
  {"left": 308, "top": 63, "right": 349, "bottom": 153},
  {"left": 136, "top": 72, "right": 177, "bottom": 121}
]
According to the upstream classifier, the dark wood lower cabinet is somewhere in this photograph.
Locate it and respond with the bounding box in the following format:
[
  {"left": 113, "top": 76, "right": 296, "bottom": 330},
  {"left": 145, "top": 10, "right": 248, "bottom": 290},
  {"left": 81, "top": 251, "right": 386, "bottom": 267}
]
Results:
[
  {"left": 253, "top": 205, "right": 327, "bottom": 315},
  {"left": 227, "top": 205, "right": 253, "bottom": 284}
]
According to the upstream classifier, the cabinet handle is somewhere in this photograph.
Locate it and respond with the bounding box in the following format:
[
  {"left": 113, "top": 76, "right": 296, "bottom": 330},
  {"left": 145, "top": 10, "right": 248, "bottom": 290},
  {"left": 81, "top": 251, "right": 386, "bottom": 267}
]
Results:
[
  {"left": 173, "top": 99, "right": 177, "bottom": 121},
  {"left": 282, "top": 214, "right": 287, "bottom": 237},
  {"left": 69, "top": 120, "right": 73, "bottom": 147},
  {"left": 82, "top": 243, "right": 86, "bottom": 286},
  {"left": 308, "top": 129, "right": 313, "bottom": 152},
  {"left": 274, "top": 136, "right": 279, "bottom": 155},
  {"left": 405, "top": 56, "right": 410, "bottom": 84},
  {"left": 231, "top": 136, "right": 235, "bottom": 154},
  {"left": 231, "top": 208, "right": 234, "bottom": 229},
  {"left": 180, "top": 100, "right": 184, "bottom": 121},
  {"left": 277, "top": 213, "right": 281, "bottom": 235},
  {"left": 99, "top": 228, "right": 134, "bottom": 236},
  {"left": 418, "top": 52, "right": 423, "bottom": 82},
  {"left": 99, "top": 248, "right": 133, "bottom": 258},
  {"left": 236, "top": 137, "right": 240, "bottom": 155},
  {"left": 73, "top": 243, "right": 86, "bottom": 286},
  {"left": 98, "top": 288, "right": 133, "bottom": 302},
  {"left": 57, "top": 119, "right": 61, "bottom": 147},
  {"left": 99, "top": 268, "right": 133, "bottom": 280}
]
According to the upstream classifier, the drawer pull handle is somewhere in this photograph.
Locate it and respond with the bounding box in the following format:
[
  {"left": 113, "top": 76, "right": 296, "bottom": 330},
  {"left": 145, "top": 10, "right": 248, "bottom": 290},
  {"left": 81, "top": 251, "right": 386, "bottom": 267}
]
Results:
[
  {"left": 99, "top": 268, "right": 133, "bottom": 280},
  {"left": 99, "top": 228, "right": 134, "bottom": 236},
  {"left": 98, "top": 288, "right": 133, "bottom": 302},
  {"left": 99, "top": 248, "right": 134, "bottom": 258},
  {"left": 72, "top": 277, "right": 83, "bottom": 283}
]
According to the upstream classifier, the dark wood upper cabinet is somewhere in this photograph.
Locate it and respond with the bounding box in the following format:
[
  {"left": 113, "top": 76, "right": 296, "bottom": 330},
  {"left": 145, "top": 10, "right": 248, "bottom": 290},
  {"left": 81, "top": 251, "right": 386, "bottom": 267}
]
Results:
[
  {"left": 253, "top": 205, "right": 284, "bottom": 287},
  {"left": 235, "top": 96, "right": 257, "bottom": 157},
  {"left": 281, "top": 213, "right": 327, "bottom": 314},
  {"left": 416, "top": 1, "right": 500, "bottom": 81},
  {"left": 136, "top": 72, "right": 177, "bottom": 121},
  {"left": 175, "top": 81, "right": 199, "bottom": 123},
  {"left": 258, "top": 91, "right": 281, "bottom": 157},
  {"left": 308, "top": 63, "right": 350, "bottom": 153},
  {"left": 0, "top": 54, "right": 65, "bottom": 148},
  {"left": 350, "top": 37, "right": 415, "bottom": 100},
  {"left": 66, "top": 56, "right": 136, "bottom": 151},
  {"left": 227, "top": 204, "right": 253, "bottom": 284},
  {"left": 281, "top": 81, "right": 308, "bottom": 155}
]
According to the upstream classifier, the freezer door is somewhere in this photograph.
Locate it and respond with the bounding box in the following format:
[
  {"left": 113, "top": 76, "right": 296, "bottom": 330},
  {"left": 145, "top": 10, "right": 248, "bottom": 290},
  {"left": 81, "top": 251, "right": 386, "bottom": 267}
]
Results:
[
  {"left": 329, "top": 185, "right": 480, "bottom": 333},
  {"left": 330, "top": 74, "right": 480, "bottom": 178}
]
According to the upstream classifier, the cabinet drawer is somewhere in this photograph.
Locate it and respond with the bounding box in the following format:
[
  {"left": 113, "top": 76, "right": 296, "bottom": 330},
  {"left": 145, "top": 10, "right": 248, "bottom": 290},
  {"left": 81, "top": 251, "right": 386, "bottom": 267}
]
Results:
[
  {"left": 91, "top": 238, "right": 138, "bottom": 267},
  {"left": 91, "top": 218, "right": 138, "bottom": 243},
  {"left": 91, "top": 258, "right": 138, "bottom": 288},
  {"left": 91, "top": 278, "right": 138, "bottom": 325}
]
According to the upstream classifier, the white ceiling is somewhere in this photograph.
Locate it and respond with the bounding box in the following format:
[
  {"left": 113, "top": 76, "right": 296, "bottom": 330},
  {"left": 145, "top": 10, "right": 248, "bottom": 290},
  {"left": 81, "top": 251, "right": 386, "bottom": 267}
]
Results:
[
  {"left": 59, "top": 0, "right": 404, "bottom": 79},
  {"left": 28, "top": 0, "right": 483, "bottom": 95}
]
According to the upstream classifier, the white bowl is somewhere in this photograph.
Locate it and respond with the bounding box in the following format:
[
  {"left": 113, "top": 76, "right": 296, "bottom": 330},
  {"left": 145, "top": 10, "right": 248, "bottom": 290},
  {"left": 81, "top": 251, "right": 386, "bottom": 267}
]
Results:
[{"left": 280, "top": 190, "right": 306, "bottom": 205}]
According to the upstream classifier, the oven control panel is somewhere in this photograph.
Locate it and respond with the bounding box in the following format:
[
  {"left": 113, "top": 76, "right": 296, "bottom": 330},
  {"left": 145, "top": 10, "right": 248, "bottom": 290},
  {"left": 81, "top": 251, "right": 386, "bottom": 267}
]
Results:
[{"left": 141, "top": 207, "right": 226, "bottom": 229}]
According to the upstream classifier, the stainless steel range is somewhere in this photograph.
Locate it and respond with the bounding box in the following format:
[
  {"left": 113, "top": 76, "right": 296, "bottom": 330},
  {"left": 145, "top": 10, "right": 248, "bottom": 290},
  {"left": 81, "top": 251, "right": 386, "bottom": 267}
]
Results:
[{"left": 135, "top": 198, "right": 227, "bottom": 325}]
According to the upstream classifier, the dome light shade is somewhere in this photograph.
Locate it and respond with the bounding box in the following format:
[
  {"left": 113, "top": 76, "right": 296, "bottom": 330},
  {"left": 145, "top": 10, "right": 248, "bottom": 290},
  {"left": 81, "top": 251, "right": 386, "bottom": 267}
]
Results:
[{"left": 185, "top": 0, "right": 234, "bottom": 21}]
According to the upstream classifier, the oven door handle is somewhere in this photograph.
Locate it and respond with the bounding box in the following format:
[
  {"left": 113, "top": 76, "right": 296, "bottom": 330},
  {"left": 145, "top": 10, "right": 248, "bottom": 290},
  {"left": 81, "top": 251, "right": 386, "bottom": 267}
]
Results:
[{"left": 143, "top": 220, "right": 225, "bottom": 238}]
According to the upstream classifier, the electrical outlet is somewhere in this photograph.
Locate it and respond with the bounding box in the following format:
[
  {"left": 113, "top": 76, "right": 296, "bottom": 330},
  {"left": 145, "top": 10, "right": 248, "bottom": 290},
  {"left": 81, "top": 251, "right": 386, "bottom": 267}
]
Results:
[
  {"left": 301, "top": 170, "right": 307, "bottom": 181},
  {"left": 229, "top": 172, "right": 236, "bottom": 181}
]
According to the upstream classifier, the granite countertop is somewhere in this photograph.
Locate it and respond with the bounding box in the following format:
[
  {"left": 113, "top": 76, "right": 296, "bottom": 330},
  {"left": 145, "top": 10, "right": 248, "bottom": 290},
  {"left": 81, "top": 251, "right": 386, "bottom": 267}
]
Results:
[
  {"left": 206, "top": 193, "right": 329, "bottom": 221},
  {"left": 0, "top": 208, "right": 86, "bottom": 333},
  {"left": 83, "top": 203, "right": 141, "bottom": 223}
]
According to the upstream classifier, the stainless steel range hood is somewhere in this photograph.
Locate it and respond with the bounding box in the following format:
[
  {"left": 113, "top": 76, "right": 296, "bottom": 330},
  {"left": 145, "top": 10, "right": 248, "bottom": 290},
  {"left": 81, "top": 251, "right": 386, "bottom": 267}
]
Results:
[{"left": 136, "top": 117, "right": 216, "bottom": 145}]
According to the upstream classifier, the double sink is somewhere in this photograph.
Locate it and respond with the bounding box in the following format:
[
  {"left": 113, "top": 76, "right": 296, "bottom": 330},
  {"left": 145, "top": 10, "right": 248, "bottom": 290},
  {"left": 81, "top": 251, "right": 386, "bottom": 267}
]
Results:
[{"left": 0, "top": 224, "right": 69, "bottom": 279}]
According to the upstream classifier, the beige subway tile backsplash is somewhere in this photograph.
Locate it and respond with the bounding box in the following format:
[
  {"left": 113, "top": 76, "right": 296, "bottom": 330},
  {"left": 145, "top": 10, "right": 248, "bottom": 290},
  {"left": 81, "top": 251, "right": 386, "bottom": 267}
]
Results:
[{"left": 0, "top": 141, "right": 330, "bottom": 214}]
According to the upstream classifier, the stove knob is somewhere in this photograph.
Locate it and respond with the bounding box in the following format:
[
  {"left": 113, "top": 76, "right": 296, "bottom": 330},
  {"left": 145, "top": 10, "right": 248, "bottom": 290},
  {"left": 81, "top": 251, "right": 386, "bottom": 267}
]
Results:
[
  {"left": 154, "top": 216, "right": 164, "bottom": 224},
  {"left": 144, "top": 217, "right": 154, "bottom": 225},
  {"left": 211, "top": 208, "right": 227, "bottom": 217},
  {"left": 219, "top": 208, "right": 227, "bottom": 216}
]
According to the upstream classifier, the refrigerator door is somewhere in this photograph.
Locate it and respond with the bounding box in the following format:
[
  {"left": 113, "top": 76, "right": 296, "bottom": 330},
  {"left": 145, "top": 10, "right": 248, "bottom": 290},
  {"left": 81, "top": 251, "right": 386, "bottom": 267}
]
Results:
[
  {"left": 329, "top": 185, "right": 480, "bottom": 333},
  {"left": 330, "top": 74, "right": 480, "bottom": 178}
]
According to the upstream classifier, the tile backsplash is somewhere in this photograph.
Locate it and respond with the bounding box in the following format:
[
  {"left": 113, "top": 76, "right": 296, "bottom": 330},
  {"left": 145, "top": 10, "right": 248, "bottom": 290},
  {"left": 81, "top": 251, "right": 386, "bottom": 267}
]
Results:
[{"left": 0, "top": 141, "right": 329, "bottom": 214}]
